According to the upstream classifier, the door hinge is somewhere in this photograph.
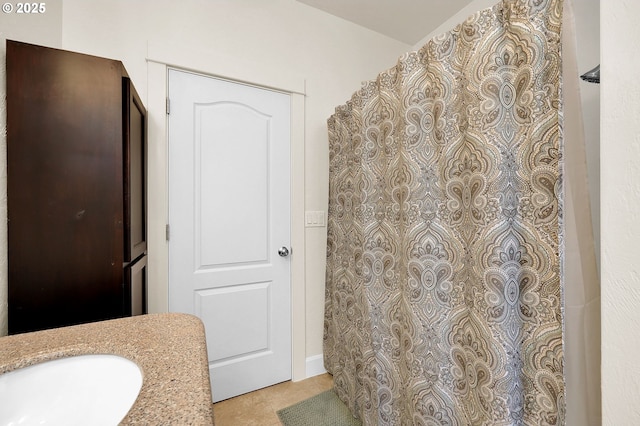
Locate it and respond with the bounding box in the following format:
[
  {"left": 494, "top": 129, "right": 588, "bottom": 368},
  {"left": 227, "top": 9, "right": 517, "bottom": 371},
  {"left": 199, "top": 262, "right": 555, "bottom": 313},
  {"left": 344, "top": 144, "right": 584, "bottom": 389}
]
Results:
[
  {"left": 166, "top": 224, "right": 170, "bottom": 241},
  {"left": 166, "top": 97, "right": 170, "bottom": 115}
]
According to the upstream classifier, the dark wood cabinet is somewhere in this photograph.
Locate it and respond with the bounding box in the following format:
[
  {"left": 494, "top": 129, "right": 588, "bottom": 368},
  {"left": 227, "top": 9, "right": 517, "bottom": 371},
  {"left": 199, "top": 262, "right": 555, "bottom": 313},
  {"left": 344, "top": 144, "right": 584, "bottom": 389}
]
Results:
[
  {"left": 123, "top": 78, "right": 147, "bottom": 264},
  {"left": 6, "top": 40, "right": 147, "bottom": 334}
]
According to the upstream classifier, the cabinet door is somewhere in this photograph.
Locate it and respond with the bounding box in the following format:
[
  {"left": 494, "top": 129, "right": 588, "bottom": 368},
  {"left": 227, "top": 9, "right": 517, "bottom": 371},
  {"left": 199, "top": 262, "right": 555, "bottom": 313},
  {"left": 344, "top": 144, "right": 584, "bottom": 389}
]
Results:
[
  {"left": 7, "top": 40, "right": 125, "bottom": 334},
  {"left": 125, "top": 255, "right": 147, "bottom": 316},
  {"left": 123, "top": 77, "right": 147, "bottom": 263}
]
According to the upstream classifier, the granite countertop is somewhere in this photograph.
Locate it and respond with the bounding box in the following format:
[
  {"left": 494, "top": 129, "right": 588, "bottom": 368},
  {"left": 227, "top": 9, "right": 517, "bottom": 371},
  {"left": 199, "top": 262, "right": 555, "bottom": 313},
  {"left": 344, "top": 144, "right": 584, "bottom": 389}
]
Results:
[{"left": 0, "top": 313, "right": 214, "bottom": 425}]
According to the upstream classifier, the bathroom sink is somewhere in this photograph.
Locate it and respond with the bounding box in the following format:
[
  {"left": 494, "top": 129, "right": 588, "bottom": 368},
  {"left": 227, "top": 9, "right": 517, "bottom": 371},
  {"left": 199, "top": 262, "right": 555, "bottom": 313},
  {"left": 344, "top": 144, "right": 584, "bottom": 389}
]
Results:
[{"left": 0, "top": 354, "right": 143, "bottom": 425}]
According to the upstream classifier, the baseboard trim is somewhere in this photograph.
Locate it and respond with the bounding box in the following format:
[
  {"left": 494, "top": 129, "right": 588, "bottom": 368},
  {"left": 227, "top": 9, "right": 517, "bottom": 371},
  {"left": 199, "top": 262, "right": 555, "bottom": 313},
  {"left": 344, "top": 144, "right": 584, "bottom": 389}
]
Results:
[{"left": 305, "top": 354, "right": 327, "bottom": 379}]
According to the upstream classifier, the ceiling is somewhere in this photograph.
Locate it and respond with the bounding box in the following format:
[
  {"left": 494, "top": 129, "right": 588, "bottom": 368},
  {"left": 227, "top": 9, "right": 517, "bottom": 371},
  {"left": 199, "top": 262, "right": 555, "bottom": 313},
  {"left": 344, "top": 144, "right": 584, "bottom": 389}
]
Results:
[{"left": 295, "top": 0, "right": 475, "bottom": 45}]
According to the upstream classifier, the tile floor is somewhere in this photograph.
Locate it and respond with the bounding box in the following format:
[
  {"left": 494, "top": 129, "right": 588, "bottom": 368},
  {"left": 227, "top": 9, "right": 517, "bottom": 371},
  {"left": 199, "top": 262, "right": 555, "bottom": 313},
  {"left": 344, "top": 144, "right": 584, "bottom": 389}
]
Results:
[{"left": 212, "top": 373, "right": 334, "bottom": 425}]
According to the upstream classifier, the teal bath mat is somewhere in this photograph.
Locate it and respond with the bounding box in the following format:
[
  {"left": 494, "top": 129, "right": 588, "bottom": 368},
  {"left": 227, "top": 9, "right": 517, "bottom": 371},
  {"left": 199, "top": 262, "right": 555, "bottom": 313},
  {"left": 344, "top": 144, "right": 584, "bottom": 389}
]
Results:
[{"left": 277, "top": 390, "right": 361, "bottom": 426}]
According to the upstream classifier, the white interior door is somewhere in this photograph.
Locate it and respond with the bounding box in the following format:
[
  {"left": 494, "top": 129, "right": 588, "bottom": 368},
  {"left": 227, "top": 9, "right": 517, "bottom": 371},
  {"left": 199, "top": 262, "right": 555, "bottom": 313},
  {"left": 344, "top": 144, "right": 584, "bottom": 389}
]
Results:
[{"left": 168, "top": 69, "right": 291, "bottom": 402}]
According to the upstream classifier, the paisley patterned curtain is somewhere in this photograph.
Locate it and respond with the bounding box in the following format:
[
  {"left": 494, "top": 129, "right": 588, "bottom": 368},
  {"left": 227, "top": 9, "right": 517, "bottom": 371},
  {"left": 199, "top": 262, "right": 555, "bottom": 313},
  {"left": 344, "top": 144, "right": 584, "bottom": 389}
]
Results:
[{"left": 323, "top": 0, "right": 565, "bottom": 425}]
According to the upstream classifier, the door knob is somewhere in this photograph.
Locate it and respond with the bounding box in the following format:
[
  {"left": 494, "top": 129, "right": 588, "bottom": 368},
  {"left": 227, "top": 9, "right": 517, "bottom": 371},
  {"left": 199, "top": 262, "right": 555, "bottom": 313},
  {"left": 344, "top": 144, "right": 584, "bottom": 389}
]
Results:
[{"left": 278, "top": 247, "right": 290, "bottom": 257}]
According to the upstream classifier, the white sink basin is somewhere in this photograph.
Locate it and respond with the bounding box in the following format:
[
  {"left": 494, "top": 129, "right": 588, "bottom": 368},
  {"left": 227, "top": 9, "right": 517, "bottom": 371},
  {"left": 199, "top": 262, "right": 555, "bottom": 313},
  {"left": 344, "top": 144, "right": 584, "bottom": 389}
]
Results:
[{"left": 0, "top": 354, "right": 143, "bottom": 426}]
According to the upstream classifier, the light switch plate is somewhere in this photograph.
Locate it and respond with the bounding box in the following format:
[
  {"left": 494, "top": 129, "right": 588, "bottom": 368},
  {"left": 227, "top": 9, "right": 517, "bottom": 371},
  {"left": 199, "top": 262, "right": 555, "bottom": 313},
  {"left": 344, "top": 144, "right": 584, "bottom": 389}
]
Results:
[{"left": 305, "top": 211, "right": 325, "bottom": 227}]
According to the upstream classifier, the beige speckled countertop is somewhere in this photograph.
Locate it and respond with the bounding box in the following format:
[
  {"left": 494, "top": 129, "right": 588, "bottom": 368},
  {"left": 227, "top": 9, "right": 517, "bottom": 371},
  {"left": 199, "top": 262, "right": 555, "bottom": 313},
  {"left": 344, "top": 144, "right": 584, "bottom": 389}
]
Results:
[{"left": 0, "top": 313, "right": 215, "bottom": 425}]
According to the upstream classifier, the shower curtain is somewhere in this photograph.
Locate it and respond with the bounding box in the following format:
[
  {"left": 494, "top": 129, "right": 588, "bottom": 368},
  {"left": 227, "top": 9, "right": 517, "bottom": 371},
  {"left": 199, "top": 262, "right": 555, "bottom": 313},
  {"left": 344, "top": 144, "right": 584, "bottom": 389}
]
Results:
[{"left": 323, "top": 0, "right": 565, "bottom": 424}]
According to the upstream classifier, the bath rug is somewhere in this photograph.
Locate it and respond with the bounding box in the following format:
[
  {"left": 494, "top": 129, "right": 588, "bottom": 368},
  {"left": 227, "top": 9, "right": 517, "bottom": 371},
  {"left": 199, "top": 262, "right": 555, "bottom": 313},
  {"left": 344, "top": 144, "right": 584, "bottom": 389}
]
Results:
[{"left": 277, "top": 390, "right": 361, "bottom": 426}]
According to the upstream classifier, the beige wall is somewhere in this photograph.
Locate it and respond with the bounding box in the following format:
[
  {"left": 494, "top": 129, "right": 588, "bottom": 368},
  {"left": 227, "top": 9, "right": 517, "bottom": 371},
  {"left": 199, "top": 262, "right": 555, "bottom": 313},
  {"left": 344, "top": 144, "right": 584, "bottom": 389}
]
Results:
[
  {"left": 0, "top": 0, "right": 63, "bottom": 335},
  {"left": 601, "top": 0, "right": 640, "bottom": 424}
]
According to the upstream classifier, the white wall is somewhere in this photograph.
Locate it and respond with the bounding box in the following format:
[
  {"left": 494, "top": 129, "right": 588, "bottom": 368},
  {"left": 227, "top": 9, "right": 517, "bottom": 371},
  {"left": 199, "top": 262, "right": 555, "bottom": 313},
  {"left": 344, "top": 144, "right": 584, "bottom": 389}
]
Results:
[
  {"left": 572, "top": 0, "right": 600, "bottom": 273},
  {"left": 601, "top": 0, "right": 640, "bottom": 423},
  {"left": 57, "top": 0, "right": 409, "bottom": 371},
  {"left": 0, "top": 0, "right": 63, "bottom": 335},
  {"left": 412, "top": 0, "right": 499, "bottom": 48}
]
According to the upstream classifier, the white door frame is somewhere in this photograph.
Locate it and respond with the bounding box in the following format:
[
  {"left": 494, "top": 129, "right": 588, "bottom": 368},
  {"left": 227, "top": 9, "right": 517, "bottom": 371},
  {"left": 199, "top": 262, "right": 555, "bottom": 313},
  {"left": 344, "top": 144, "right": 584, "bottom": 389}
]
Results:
[{"left": 144, "top": 43, "right": 307, "bottom": 381}]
